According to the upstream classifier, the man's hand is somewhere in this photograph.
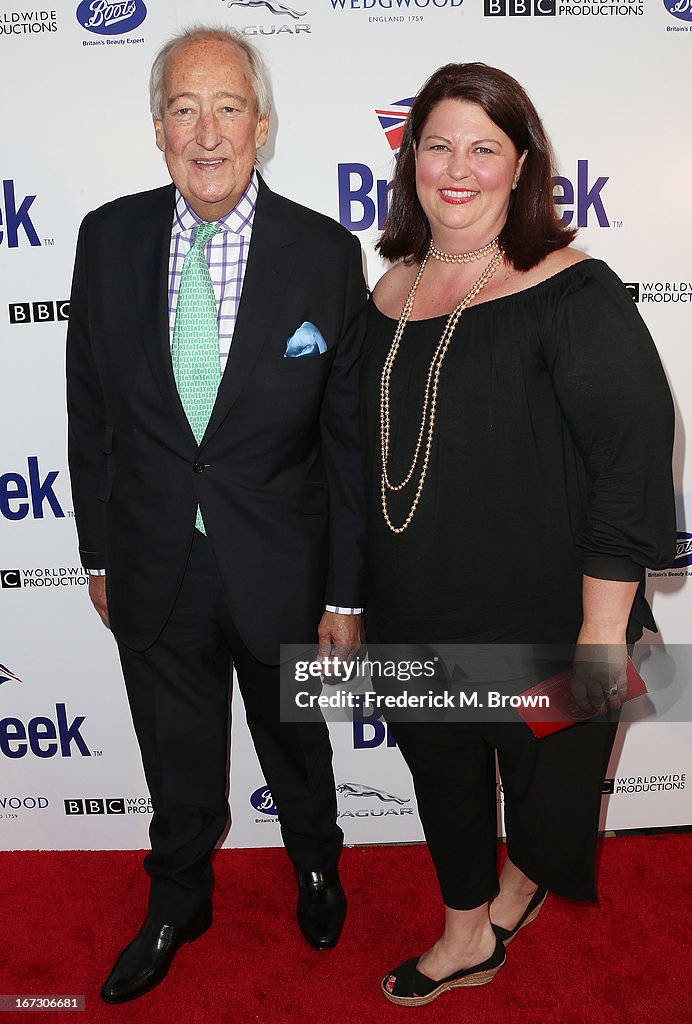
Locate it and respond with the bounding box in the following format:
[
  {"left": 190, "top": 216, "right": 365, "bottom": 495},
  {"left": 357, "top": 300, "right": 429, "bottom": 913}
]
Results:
[
  {"left": 88, "top": 575, "right": 110, "bottom": 629},
  {"left": 317, "top": 611, "right": 364, "bottom": 665}
]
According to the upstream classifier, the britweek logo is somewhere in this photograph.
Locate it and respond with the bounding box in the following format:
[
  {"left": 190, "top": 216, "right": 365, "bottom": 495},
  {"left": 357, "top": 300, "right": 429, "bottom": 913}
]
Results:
[
  {"left": 0, "top": 180, "right": 41, "bottom": 249},
  {"left": 665, "top": 0, "right": 692, "bottom": 21},
  {"left": 337, "top": 100, "right": 613, "bottom": 232},
  {"left": 220, "top": 0, "right": 312, "bottom": 36},
  {"left": 76, "top": 0, "right": 146, "bottom": 35},
  {"left": 0, "top": 704, "right": 90, "bottom": 758},
  {"left": 0, "top": 664, "right": 22, "bottom": 687},
  {"left": 0, "top": 457, "right": 65, "bottom": 521},
  {"left": 352, "top": 705, "right": 397, "bottom": 748}
]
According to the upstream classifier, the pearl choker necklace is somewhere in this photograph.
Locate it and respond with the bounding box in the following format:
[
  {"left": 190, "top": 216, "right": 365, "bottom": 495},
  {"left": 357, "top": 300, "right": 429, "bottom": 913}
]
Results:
[{"left": 429, "top": 237, "right": 500, "bottom": 264}]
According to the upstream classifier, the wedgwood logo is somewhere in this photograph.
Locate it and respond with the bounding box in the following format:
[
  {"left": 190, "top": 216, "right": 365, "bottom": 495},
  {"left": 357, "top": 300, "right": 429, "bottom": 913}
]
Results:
[
  {"left": 665, "top": 0, "right": 692, "bottom": 20},
  {"left": 76, "top": 0, "right": 146, "bottom": 35}
]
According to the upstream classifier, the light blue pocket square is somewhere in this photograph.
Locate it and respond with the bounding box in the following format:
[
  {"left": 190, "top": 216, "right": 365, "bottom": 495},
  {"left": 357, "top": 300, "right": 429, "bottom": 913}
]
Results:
[{"left": 284, "top": 321, "right": 328, "bottom": 357}]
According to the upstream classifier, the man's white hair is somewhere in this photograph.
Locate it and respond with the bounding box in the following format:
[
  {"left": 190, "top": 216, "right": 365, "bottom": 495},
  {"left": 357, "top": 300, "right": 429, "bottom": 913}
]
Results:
[{"left": 149, "top": 25, "right": 271, "bottom": 121}]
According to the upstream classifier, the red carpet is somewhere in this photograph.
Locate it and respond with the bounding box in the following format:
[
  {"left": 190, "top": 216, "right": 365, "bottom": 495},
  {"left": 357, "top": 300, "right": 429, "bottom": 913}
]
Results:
[{"left": 1, "top": 837, "right": 689, "bottom": 1024}]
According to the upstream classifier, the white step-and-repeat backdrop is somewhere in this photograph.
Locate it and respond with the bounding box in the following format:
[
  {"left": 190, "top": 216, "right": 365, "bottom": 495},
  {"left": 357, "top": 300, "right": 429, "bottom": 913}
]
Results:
[{"left": 1, "top": 1, "right": 690, "bottom": 850}]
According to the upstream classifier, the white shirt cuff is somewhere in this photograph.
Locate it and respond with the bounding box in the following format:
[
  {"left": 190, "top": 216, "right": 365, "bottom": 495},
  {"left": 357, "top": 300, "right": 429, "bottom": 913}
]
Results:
[{"left": 325, "top": 606, "right": 363, "bottom": 615}]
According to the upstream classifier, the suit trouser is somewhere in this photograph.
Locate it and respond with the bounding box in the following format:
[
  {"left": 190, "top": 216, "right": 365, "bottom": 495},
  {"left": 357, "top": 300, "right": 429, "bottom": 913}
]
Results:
[{"left": 117, "top": 529, "right": 343, "bottom": 925}]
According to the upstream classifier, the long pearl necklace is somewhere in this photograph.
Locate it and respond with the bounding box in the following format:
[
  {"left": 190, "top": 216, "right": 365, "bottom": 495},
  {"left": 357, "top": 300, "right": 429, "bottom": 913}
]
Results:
[{"left": 380, "top": 238, "right": 503, "bottom": 534}]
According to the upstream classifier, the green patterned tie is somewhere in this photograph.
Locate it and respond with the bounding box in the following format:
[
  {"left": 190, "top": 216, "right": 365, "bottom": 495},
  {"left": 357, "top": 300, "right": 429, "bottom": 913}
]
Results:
[{"left": 171, "top": 220, "right": 221, "bottom": 534}]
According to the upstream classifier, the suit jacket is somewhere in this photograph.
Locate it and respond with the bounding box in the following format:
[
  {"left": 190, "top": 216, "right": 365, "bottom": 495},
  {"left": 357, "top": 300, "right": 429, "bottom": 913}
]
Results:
[{"left": 66, "top": 176, "right": 367, "bottom": 663}]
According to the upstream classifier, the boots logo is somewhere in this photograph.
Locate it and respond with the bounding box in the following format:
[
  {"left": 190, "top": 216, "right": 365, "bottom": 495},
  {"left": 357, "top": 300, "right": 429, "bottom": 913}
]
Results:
[
  {"left": 672, "top": 532, "right": 692, "bottom": 568},
  {"left": 250, "top": 785, "right": 278, "bottom": 814},
  {"left": 0, "top": 664, "right": 22, "bottom": 687},
  {"left": 337, "top": 782, "right": 410, "bottom": 804},
  {"left": 76, "top": 0, "right": 147, "bottom": 34},
  {"left": 665, "top": 0, "right": 692, "bottom": 21}
]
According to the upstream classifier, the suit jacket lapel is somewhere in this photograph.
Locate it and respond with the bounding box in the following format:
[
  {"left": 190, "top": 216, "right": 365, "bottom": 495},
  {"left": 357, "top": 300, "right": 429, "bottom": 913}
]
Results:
[
  {"left": 129, "top": 184, "right": 196, "bottom": 442},
  {"left": 202, "top": 177, "right": 297, "bottom": 446}
]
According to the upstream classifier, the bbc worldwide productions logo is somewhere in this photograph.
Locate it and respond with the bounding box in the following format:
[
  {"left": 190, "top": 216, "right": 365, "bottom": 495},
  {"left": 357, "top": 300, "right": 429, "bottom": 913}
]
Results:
[
  {"left": 484, "top": 0, "right": 555, "bottom": 13},
  {"left": 603, "top": 774, "right": 686, "bottom": 795},
  {"left": 64, "top": 797, "right": 153, "bottom": 815},
  {"left": 484, "top": 0, "right": 644, "bottom": 14},
  {"left": 623, "top": 282, "right": 691, "bottom": 306},
  {"left": 1, "top": 568, "right": 89, "bottom": 590},
  {"left": 8, "top": 300, "right": 69, "bottom": 325},
  {"left": 0, "top": 10, "right": 58, "bottom": 35}
]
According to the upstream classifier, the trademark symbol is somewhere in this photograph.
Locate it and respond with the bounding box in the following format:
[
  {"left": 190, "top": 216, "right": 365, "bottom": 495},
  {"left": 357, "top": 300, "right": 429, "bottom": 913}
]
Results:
[
  {"left": 67, "top": 510, "right": 75, "bottom": 518},
  {"left": 611, "top": 220, "right": 623, "bottom": 229},
  {"left": 43, "top": 238, "right": 55, "bottom": 246},
  {"left": 92, "top": 750, "right": 103, "bottom": 757}
]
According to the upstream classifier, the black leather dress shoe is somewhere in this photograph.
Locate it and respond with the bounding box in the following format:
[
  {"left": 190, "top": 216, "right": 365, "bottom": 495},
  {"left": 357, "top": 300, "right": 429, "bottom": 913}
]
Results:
[
  {"left": 295, "top": 867, "right": 346, "bottom": 950},
  {"left": 100, "top": 901, "right": 212, "bottom": 1004}
]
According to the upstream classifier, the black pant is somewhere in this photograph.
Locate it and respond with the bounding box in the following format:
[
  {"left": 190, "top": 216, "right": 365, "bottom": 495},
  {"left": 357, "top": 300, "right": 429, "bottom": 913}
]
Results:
[
  {"left": 391, "top": 717, "right": 616, "bottom": 909},
  {"left": 117, "top": 530, "right": 342, "bottom": 925}
]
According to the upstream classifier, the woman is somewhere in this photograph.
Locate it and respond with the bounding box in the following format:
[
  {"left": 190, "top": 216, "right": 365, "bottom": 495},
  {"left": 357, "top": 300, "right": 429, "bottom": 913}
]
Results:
[{"left": 360, "top": 63, "right": 676, "bottom": 1007}]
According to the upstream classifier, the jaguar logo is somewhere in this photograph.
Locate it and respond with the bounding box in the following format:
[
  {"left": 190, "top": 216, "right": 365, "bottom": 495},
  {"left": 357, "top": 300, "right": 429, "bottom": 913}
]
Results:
[
  {"left": 223, "top": 0, "right": 307, "bottom": 18},
  {"left": 337, "top": 782, "right": 410, "bottom": 804}
]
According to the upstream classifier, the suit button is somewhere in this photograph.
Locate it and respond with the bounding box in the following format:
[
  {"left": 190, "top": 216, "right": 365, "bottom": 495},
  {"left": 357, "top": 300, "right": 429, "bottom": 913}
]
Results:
[{"left": 193, "top": 462, "right": 206, "bottom": 473}]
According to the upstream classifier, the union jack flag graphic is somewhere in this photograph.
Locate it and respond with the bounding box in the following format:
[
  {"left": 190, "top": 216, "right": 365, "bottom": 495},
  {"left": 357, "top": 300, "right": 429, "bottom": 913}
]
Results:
[
  {"left": 375, "top": 98, "right": 415, "bottom": 154},
  {"left": 0, "top": 663, "right": 22, "bottom": 686}
]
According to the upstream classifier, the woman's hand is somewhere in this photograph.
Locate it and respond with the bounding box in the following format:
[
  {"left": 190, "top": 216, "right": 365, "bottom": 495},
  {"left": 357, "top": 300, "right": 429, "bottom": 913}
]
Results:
[
  {"left": 570, "top": 575, "right": 637, "bottom": 715},
  {"left": 571, "top": 625, "right": 628, "bottom": 716}
]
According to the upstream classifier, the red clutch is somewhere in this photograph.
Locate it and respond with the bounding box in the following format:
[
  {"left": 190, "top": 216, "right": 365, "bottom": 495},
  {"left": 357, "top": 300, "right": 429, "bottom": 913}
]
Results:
[{"left": 516, "top": 657, "right": 647, "bottom": 738}]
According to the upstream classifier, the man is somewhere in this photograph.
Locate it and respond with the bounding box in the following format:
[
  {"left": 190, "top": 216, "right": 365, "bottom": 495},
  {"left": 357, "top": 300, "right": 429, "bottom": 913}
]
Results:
[{"left": 66, "top": 27, "right": 366, "bottom": 1004}]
